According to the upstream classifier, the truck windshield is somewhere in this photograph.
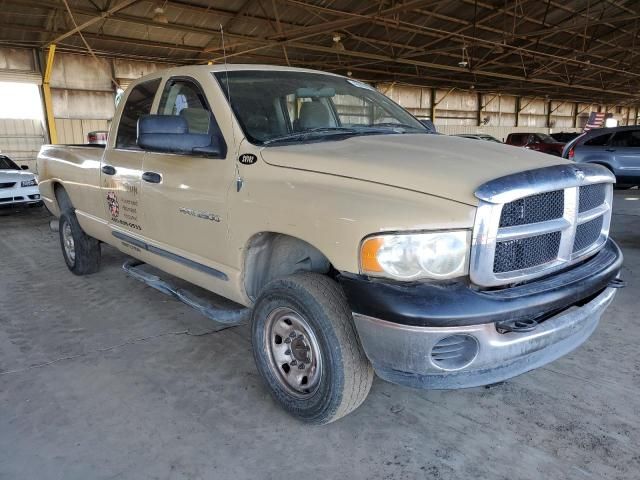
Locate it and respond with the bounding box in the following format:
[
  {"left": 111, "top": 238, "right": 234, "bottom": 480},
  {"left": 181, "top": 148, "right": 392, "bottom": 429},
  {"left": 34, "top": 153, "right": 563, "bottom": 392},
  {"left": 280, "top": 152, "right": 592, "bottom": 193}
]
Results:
[
  {"left": 0, "top": 155, "right": 20, "bottom": 170},
  {"left": 214, "top": 70, "right": 428, "bottom": 146}
]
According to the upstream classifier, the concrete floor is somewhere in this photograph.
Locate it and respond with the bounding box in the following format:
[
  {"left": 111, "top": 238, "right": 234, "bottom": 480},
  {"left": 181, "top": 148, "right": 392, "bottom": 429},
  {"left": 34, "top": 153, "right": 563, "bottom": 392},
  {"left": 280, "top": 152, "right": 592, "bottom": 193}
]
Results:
[{"left": 1, "top": 190, "right": 639, "bottom": 480}]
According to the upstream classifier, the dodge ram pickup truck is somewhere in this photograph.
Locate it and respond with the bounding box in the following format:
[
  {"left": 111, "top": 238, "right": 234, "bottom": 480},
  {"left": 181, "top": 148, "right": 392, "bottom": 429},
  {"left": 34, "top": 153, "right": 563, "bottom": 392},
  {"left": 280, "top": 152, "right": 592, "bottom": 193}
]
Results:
[{"left": 37, "top": 65, "right": 623, "bottom": 424}]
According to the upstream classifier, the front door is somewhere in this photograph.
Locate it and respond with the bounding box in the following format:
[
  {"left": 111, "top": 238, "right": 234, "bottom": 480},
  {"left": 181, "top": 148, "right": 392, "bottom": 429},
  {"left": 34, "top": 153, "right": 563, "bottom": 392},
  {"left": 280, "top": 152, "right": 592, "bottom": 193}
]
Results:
[
  {"left": 101, "top": 78, "right": 161, "bottom": 241},
  {"left": 139, "top": 76, "right": 234, "bottom": 271}
]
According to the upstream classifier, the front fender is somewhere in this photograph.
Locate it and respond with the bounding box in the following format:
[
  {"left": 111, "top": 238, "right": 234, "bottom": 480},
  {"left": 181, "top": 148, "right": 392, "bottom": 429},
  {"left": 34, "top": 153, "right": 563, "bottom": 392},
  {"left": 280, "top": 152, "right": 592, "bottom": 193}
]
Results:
[{"left": 227, "top": 162, "right": 477, "bottom": 274}]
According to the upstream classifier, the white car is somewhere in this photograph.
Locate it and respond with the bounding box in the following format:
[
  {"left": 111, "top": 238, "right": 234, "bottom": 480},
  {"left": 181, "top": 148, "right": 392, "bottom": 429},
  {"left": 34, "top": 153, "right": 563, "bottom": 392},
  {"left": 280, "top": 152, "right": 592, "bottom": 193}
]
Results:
[{"left": 0, "top": 155, "right": 41, "bottom": 207}]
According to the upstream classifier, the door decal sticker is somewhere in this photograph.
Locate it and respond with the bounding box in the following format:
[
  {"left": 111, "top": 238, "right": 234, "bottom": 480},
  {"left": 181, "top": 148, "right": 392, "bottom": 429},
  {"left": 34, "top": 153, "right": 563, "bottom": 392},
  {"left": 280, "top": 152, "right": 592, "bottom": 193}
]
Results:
[{"left": 107, "top": 191, "right": 119, "bottom": 217}]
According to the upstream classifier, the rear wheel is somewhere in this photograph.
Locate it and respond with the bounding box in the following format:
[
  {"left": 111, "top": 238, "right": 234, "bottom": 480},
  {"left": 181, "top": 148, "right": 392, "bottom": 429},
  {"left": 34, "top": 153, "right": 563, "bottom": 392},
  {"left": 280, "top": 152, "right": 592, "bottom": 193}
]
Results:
[
  {"left": 59, "top": 211, "right": 101, "bottom": 275},
  {"left": 251, "top": 272, "right": 373, "bottom": 424}
]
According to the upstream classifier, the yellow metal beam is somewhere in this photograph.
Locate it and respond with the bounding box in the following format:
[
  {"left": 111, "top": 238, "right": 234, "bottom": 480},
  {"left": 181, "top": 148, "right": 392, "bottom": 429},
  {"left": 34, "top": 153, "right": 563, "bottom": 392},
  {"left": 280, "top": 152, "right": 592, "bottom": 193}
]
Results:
[{"left": 42, "top": 45, "right": 57, "bottom": 144}]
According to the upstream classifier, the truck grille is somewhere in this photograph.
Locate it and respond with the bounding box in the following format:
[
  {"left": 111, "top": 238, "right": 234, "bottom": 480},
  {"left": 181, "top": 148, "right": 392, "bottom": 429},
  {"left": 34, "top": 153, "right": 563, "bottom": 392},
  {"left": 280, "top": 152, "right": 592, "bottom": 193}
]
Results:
[
  {"left": 471, "top": 165, "right": 614, "bottom": 287},
  {"left": 494, "top": 231, "right": 561, "bottom": 273},
  {"left": 499, "top": 190, "right": 564, "bottom": 227}
]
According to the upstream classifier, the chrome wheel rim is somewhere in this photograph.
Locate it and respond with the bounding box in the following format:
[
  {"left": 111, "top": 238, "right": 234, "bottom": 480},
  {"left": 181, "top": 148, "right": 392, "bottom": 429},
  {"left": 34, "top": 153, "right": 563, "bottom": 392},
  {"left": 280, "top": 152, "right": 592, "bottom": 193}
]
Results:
[
  {"left": 62, "top": 221, "right": 75, "bottom": 264},
  {"left": 264, "top": 307, "right": 322, "bottom": 397}
]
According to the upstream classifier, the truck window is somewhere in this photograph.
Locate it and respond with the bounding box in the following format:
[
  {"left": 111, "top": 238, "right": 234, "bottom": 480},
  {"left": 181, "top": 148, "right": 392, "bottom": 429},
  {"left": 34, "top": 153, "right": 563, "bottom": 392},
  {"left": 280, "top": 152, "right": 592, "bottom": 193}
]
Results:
[
  {"left": 215, "top": 70, "right": 426, "bottom": 145},
  {"left": 158, "top": 78, "right": 212, "bottom": 135},
  {"left": 508, "top": 134, "right": 526, "bottom": 145},
  {"left": 115, "top": 78, "right": 161, "bottom": 149}
]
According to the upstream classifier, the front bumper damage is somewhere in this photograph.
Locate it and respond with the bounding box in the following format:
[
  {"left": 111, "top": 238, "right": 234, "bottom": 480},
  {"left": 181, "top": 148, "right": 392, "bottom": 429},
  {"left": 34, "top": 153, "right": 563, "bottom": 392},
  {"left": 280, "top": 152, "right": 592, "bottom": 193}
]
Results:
[{"left": 339, "top": 239, "right": 623, "bottom": 389}]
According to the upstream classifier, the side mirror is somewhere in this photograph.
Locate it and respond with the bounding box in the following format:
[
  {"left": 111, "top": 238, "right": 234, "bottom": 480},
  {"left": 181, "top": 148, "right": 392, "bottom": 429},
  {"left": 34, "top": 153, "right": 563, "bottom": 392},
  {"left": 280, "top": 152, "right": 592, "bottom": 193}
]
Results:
[
  {"left": 137, "top": 115, "right": 223, "bottom": 157},
  {"left": 20, "top": 165, "right": 29, "bottom": 170}
]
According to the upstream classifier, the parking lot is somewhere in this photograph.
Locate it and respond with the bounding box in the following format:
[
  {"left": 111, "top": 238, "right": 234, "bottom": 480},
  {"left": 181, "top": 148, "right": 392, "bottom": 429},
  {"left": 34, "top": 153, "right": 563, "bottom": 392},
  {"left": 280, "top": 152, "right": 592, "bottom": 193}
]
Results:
[{"left": 0, "top": 190, "right": 638, "bottom": 480}]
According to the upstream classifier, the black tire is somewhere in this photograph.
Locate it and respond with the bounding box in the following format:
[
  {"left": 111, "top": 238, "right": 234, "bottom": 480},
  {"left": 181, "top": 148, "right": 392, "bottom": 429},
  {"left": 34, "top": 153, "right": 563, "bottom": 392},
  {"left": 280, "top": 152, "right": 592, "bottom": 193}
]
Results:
[
  {"left": 251, "top": 272, "right": 373, "bottom": 425},
  {"left": 59, "top": 211, "right": 101, "bottom": 275}
]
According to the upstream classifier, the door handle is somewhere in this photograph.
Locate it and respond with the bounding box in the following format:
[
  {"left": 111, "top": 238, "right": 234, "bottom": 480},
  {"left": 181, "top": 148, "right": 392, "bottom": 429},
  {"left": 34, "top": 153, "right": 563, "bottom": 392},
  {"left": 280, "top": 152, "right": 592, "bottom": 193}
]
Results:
[
  {"left": 605, "top": 148, "right": 616, "bottom": 152},
  {"left": 101, "top": 165, "right": 116, "bottom": 175},
  {"left": 142, "top": 171, "right": 162, "bottom": 184}
]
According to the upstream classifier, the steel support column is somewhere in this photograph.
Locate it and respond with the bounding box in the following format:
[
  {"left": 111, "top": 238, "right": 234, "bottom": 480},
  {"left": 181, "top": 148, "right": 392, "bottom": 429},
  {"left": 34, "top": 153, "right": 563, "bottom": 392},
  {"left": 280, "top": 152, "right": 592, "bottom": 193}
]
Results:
[
  {"left": 42, "top": 44, "right": 57, "bottom": 144},
  {"left": 430, "top": 88, "right": 436, "bottom": 122}
]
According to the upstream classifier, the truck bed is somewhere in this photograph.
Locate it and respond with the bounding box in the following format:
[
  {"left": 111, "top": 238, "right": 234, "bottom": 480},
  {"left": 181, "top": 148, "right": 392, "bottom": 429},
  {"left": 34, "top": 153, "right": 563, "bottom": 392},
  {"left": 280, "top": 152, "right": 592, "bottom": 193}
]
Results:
[{"left": 36, "top": 143, "right": 106, "bottom": 219}]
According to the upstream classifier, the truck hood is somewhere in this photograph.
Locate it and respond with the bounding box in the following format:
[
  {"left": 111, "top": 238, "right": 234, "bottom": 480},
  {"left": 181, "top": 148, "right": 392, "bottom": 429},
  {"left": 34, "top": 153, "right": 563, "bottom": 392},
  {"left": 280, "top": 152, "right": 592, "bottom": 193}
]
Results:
[
  {"left": 260, "top": 134, "right": 569, "bottom": 205},
  {"left": 0, "top": 170, "right": 35, "bottom": 183}
]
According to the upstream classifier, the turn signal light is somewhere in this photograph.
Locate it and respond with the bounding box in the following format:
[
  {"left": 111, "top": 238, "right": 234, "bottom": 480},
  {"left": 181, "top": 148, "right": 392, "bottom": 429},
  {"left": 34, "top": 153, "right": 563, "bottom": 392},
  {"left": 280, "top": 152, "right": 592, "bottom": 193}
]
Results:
[{"left": 360, "top": 237, "right": 384, "bottom": 272}]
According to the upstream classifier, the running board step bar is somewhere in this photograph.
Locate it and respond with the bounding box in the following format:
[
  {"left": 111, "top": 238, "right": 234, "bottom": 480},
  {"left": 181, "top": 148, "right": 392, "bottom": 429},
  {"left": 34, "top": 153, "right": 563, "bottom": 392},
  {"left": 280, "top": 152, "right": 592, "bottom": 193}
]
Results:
[{"left": 122, "top": 259, "right": 250, "bottom": 325}]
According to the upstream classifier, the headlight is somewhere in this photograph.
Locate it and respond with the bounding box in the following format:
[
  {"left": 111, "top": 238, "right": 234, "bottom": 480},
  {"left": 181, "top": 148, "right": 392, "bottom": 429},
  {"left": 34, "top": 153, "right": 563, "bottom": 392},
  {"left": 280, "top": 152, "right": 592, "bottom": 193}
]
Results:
[
  {"left": 21, "top": 179, "right": 37, "bottom": 187},
  {"left": 360, "top": 231, "right": 470, "bottom": 280}
]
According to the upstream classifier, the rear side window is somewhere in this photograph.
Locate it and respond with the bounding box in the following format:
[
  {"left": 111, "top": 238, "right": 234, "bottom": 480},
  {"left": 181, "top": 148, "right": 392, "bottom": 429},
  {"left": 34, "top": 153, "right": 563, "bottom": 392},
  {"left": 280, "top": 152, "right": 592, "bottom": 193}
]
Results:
[
  {"left": 155, "top": 77, "right": 226, "bottom": 156},
  {"left": 158, "top": 78, "right": 211, "bottom": 134},
  {"left": 115, "top": 78, "right": 161, "bottom": 149},
  {"left": 508, "top": 134, "right": 526, "bottom": 145},
  {"left": 609, "top": 130, "right": 640, "bottom": 147},
  {"left": 584, "top": 133, "right": 612, "bottom": 146}
]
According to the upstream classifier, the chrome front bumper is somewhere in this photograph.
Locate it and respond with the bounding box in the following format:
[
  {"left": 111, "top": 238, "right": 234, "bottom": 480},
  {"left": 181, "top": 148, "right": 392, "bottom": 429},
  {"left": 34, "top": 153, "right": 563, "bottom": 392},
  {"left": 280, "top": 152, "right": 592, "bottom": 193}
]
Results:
[{"left": 353, "top": 287, "right": 616, "bottom": 389}]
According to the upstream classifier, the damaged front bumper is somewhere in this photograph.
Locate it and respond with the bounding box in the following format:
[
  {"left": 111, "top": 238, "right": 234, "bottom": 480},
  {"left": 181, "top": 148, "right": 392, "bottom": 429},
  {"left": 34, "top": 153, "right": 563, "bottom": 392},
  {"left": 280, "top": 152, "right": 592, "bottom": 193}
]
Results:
[{"left": 339, "top": 239, "right": 623, "bottom": 389}]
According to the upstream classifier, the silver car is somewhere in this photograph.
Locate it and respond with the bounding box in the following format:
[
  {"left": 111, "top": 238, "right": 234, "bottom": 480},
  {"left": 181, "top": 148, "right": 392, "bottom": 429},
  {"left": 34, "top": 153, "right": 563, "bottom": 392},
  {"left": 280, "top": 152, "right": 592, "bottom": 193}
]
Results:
[
  {"left": 564, "top": 126, "right": 640, "bottom": 187},
  {"left": 0, "top": 155, "right": 41, "bottom": 207}
]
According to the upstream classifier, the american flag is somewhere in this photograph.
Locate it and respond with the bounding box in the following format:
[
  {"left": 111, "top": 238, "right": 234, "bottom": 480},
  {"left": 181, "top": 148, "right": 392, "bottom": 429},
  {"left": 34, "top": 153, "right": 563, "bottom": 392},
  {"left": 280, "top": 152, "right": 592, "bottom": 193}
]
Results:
[{"left": 583, "top": 112, "right": 606, "bottom": 132}]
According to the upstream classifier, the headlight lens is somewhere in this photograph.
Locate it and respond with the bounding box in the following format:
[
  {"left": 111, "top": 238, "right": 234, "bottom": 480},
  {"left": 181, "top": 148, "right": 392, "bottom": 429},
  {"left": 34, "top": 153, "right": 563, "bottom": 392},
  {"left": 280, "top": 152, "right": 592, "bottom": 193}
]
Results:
[
  {"left": 21, "top": 179, "right": 37, "bottom": 187},
  {"left": 360, "top": 231, "right": 470, "bottom": 280}
]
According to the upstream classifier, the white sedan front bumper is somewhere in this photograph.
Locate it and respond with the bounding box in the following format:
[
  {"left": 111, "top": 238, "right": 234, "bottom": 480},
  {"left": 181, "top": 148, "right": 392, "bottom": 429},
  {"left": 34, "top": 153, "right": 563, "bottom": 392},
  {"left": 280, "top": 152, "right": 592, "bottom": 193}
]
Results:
[{"left": 0, "top": 184, "right": 41, "bottom": 206}]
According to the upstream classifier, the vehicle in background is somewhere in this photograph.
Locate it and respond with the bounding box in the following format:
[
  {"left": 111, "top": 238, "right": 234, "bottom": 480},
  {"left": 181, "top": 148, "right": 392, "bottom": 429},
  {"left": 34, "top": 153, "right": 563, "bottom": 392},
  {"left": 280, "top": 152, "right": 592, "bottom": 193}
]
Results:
[
  {"left": 0, "top": 154, "right": 41, "bottom": 207},
  {"left": 454, "top": 133, "right": 502, "bottom": 143},
  {"left": 550, "top": 131, "right": 581, "bottom": 143},
  {"left": 87, "top": 131, "right": 108, "bottom": 145},
  {"left": 562, "top": 126, "right": 640, "bottom": 187},
  {"left": 505, "top": 132, "right": 565, "bottom": 156}
]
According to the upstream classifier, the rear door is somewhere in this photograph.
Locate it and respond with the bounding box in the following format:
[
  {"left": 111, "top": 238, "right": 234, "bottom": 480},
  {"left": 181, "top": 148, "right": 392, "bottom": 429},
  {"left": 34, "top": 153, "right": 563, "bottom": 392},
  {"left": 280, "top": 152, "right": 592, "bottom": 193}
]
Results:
[
  {"left": 574, "top": 132, "right": 613, "bottom": 163},
  {"left": 608, "top": 129, "right": 640, "bottom": 175},
  {"left": 138, "top": 75, "right": 234, "bottom": 270},
  {"left": 101, "top": 77, "right": 161, "bottom": 237}
]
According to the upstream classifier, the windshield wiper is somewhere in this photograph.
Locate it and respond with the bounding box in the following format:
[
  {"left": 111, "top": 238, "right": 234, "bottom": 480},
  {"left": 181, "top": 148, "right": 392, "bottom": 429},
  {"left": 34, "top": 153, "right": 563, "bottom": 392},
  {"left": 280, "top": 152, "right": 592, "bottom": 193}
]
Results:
[
  {"left": 263, "top": 127, "right": 359, "bottom": 146},
  {"left": 367, "top": 122, "right": 425, "bottom": 132}
]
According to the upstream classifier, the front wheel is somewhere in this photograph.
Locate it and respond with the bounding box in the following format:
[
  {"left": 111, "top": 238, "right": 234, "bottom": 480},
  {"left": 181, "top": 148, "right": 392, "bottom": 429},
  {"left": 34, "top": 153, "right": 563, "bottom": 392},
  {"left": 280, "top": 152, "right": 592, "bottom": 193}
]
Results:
[
  {"left": 251, "top": 272, "right": 373, "bottom": 424},
  {"left": 59, "top": 211, "right": 101, "bottom": 275}
]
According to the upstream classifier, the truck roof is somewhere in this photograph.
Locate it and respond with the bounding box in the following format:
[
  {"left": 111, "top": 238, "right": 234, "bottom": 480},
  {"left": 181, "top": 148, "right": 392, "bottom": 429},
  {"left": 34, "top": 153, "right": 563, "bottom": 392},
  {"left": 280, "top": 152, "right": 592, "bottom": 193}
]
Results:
[{"left": 130, "top": 64, "right": 345, "bottom": 86}]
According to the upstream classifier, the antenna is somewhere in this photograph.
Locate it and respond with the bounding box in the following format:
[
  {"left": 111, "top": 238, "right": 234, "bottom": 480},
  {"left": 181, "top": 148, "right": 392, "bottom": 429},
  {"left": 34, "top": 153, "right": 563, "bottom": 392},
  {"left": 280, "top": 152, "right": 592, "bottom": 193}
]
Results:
[{"left": 219, "top": 24, "right": 242, "bottom": 192}]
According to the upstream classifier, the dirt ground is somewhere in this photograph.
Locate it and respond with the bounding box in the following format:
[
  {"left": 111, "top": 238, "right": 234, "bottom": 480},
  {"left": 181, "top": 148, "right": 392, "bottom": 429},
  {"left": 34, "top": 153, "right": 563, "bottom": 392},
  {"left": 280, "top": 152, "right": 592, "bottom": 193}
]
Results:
[{"left": 1, "top": 191, "right": 639, "bottom": 480}]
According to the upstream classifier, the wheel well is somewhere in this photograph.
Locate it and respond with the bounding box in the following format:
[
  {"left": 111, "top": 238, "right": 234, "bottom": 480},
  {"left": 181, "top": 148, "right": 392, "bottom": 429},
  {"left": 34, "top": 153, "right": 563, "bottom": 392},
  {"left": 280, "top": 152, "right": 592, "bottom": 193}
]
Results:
[
  {"left": 244, "top": 233, "right": 332, "bottom": 301},
  {"left": 54, "top": 183, "right": 73, "bottom": 213}
]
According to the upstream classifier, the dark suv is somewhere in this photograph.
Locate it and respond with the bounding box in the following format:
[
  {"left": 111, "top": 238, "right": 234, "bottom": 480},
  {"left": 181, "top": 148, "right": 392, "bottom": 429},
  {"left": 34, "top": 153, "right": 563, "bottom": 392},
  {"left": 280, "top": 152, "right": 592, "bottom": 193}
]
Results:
[
  {"left": 562, "top": 126, "right": 640, "bottom": 187},
  {"left": 505, "top": 132, "right": 565, "bottom": 156}
]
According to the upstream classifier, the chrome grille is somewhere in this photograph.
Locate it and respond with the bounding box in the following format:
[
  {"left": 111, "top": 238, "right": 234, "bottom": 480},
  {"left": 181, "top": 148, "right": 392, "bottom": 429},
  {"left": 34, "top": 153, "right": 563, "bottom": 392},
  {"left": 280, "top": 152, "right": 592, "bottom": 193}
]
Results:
[
  {"left": 499, "top": 190, "right": 564, "bottom": 227},
  {"left": 494, "top": 231, "right": 561, "bottom": 273},
  {"left": 573, "top": 216, "right": 604, "bottom": 253},
  {"left": 578, "top": 183, "right": 607, "bottom": 213},
  {"left": 471, "top": 164, "right": 615, "bottom": 287}
]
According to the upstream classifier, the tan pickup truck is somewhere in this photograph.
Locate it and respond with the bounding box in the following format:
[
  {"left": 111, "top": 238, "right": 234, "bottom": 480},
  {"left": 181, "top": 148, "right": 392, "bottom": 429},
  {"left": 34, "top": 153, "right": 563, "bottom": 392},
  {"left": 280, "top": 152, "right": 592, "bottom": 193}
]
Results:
[{"left": 37, "top": 65, "right": 623, "bottom": 424}]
